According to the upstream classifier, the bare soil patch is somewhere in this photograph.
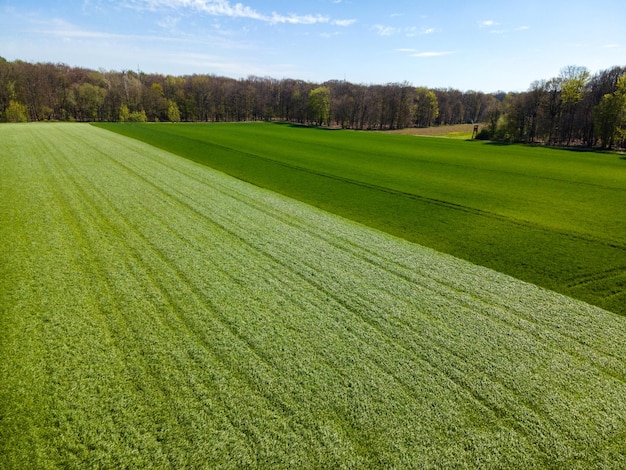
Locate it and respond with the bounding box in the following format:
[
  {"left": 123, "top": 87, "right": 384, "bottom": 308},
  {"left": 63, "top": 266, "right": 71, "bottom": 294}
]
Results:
[{"left": 382, "top": 123, "right": 479, "bottom": 137}]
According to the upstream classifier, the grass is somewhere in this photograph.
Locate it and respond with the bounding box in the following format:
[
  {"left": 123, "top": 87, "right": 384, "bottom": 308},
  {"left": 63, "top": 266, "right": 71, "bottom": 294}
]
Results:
[
  {"left": 95, "top": 122, "right": 626, "bottom": 316},
  {"left": 2, "top": 122, "right": 626, "bottom": 467}
]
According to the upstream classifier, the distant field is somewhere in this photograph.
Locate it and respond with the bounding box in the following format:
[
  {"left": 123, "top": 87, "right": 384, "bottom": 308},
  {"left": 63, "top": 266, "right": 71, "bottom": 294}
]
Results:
[
  {"left": 96, "top": 122, "right": 626, "bottom": 315},
  {"left": 2, "top": 123, "right": 626, "bottom": 467},
  {"left": 384, "top": 123, "right": 478, "bottom": 139}
]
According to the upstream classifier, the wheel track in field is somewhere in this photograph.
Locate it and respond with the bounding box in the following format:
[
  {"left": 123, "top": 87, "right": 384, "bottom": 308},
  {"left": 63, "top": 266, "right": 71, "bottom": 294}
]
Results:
[{"left": 565, "top": 266, "right": 626, "bottom": 288}]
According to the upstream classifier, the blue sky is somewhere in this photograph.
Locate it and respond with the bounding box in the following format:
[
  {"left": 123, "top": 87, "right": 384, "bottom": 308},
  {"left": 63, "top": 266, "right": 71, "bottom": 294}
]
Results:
[{"left": 1, "top": 0, "right": 624, "bottom": 92}]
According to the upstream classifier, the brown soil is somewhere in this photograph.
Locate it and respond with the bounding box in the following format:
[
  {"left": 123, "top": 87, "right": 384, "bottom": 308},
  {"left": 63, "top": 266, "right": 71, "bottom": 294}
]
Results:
[{"left": 381, "top": 123, "right": 479, "bottom": 136}]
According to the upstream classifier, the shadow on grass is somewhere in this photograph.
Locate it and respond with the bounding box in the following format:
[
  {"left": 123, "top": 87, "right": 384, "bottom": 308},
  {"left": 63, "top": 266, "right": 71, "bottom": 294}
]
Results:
[
  {"left": 480, "top": 140, "right": 515, "bottom": 146},
  {"left": 480, "top": 139, "right": 625, "bottom": 156},
  {"left": 272, "top": 121, "right": 344, "bottom": 131}
]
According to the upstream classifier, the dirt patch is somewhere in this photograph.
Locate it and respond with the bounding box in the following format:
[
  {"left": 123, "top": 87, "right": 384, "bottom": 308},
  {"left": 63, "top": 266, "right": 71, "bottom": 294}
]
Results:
[{"left": 381, "top": 123, "right": 480, "bottom": 137}]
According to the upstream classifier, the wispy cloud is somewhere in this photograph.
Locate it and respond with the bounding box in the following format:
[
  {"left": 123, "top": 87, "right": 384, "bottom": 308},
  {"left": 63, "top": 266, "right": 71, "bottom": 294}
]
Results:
[
  {"left": 124, "top": 0, "right": 264, "bottom": 19},
  {"left": 479, "top": 20, "right": 498, "bottom": 28},
  {"left": 270, "top": 13, "right": 329, "bottom": 25},
  {"left": 373, "top": 24, "right": 427, "bottom": 37},
  {"left": 30, "top": 17, "right": 257, "bottom": 51},
  {"left": 157, "top": 15, "right": 181, "bottom": 30},
  {"left": 119, "top": 0, "right": 353, "bottom": 26},
  {"left": 412, "top": 51, "right": 454, "bottom": 58},
  {"left": 373, "top": 24, "right": 397, "bottom": 36},
  {"left": 32, "top": 18, "right": 158, "bottom": 41},
  {"left": 396, "top": 48, "right": 453, "bottom": 57},
  {"left": 334, "top": 18, "right": 357, "bottom": 27}
]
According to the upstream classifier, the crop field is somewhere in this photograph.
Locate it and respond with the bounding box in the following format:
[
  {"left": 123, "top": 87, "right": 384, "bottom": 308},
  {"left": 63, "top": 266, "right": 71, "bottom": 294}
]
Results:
[
  {"left": 2, "top": 123, "right": 626, "bottom": 468},
  {"left": 96, "top": 122, "right": 626, "bottom": 316}
]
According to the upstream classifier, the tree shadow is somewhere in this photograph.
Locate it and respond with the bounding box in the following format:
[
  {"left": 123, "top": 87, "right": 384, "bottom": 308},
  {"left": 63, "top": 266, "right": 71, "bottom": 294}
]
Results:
[
  {"left": 272, "top": 121, "right": 344, "bottom": 131},
  {"left": 481, "top": 140, "right": 625, "bottom": 156},
  {"left": 481, "top": 140, "right": 515, "bottom": 146}
]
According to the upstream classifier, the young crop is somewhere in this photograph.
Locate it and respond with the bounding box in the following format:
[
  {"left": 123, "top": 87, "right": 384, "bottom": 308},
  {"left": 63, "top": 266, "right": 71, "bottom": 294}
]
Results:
[{"left": 2, "top": 123, "right": 626, "bottom": 468}]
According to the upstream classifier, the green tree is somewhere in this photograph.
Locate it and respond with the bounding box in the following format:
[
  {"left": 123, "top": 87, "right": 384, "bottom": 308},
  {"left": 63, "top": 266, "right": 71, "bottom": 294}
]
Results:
[
  {"left": 5, "top": 100, "right": 28, "bottom": 122},
  {"left": 414, "top": 87, "right": 439, "bottom": 127},
  {"left": 593, "top": 76, "right": 626, "bottom": 149},
  {"left": 119, "top": 104, "right": 131, "bottom": 122},
  {"left": 560, "top": 66, "right": 590, "bottom": 144},
  {"left": 308, "top": 86, "right": 331, "bottom": 126},
  {"left": 167, "top": 100, "right": 181, "bottom": 122},
  {"left": 75, "top": 83, "right": 106, "bottom": 121},
  {"left": 143, "top": 82, "right": 168, "bottom": 121},
  {"left": 128, "top": 110, "right": 148, "bottom": 122}
]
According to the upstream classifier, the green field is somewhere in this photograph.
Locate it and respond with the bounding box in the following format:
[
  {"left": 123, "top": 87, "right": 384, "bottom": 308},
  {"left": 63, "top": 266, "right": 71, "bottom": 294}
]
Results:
[
  {"left": 3, "top": 123, "right": 626, "bottom": 467},
  {"left": 95, "top": 122, "right": 626, "bottom": 316}
]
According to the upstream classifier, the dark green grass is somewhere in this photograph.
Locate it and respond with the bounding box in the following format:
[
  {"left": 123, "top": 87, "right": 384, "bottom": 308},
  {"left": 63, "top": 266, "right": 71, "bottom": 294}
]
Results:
[{"left": 95, "top": 122, "right": 626, "bottom": 315}]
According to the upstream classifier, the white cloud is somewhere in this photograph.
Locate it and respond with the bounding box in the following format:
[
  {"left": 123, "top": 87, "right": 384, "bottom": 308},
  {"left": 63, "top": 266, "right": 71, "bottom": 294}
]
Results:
[
  {"left": 412, "top": 51, "right": 454, "bottom": 58},
  {"left": 373, "top": 24, "right": 397, "bottom": 36},
  {"left": 130, "top": 0, "right": 265, "bottom": 20},
  {"left": 334, "top": 18, "right": 357, "bottom": 27},
  {"left": 119, "top": 0, "right": 352, "bottom": 26},
  {"left": 480, "top": 20, "right": 498, "bottom": 28},
  {"left": 269, "top": 13, "right": 329, "bottom": 25},
  {"left": 373, "top": 24, "right": 421, "bottom": 37}
]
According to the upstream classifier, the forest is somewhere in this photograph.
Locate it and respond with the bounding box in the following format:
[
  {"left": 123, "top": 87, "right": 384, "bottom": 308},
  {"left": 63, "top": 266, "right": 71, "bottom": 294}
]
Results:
[{"left": 1, "top": 57, "right": 625, "bottom": 148}]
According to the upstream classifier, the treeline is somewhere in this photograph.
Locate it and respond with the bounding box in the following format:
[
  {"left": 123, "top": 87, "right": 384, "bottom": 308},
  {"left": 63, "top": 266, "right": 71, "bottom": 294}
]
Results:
[
  {"left": 486, "top": 65, "right": 626, "bottom": 149},
  {"left": 0, "top": 57, "right": 496, "bottom": 129},
  {"left": 1, "top": 57, "right": 625, "bottom": 148}
]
